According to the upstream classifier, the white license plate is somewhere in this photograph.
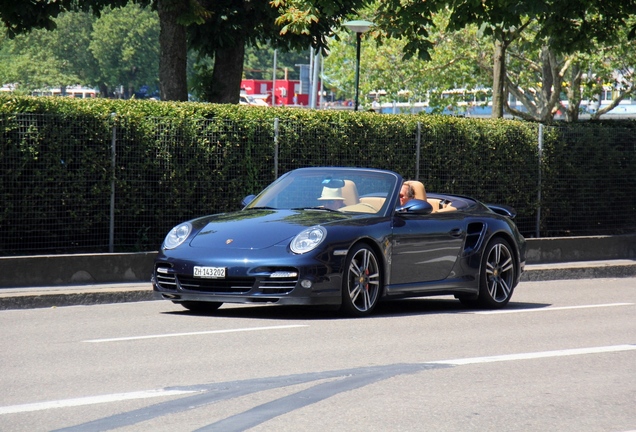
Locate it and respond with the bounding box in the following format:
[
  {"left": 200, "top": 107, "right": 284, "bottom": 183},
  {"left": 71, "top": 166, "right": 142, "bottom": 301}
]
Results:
[{"left": 193, "top": 266, "right": 226, "bottom": 279}]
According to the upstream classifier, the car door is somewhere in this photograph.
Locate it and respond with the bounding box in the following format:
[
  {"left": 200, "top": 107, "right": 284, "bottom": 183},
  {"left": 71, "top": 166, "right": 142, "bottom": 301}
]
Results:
[{"left": 389, "top": 211, "right": 466, "bottom": 287}]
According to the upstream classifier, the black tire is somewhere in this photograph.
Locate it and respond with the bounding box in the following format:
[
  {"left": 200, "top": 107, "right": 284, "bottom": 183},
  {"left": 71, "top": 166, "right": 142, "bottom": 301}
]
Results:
[
  {"left": 477, "top": 237, "right": 516, "bottom": 308},
  {"left": 340, "top": 244, "right": 382, "bottom": 317},
  {"left": 178, "top": 301, "right": 223, "bottom": 313}
]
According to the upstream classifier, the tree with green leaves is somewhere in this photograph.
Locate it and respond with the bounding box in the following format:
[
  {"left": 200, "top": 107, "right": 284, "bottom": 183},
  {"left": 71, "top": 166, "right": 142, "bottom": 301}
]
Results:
[
  {"left": 0, "top": 0, "right": 204, "bottom": 101},
  {"left": 320, "top": 3, "right": 635, "bottom": 122},
  {"left": 1, "top": 0, "right": 370, "bottom": 102},
  {"left": 89, "top": 4, "right": 159, "bottom": 97},
  {"left": 0, "top": 5, "right": 159, "bottom": 97},
  {"left": 372, "top": 0, "right": 636, "bottom": 118},
  {"left": 187, "top": 0, "right": 368, "bottom": 103},
  {"left": 322, "top": 11, "right": 492, "bottom": 110},
  {"left": 579, "top": 17, "right": 636, "bottom": 120},
  {"left": 243, "top": 46, "right": 308, "bottom": 81},
  {"left": 0, "top": 11, "right": 95, "bottom": 92}
]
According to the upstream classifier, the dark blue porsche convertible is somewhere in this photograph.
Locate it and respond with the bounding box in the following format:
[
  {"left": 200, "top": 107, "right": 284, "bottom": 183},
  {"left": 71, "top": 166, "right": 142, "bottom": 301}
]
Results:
[{"left": 153, "top": 167, "right": 526, "bottom": 317}]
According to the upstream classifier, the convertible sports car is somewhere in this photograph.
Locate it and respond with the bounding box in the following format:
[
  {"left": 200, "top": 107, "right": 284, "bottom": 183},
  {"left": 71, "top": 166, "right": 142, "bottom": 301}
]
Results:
[{"left": 153, "top": 167, "right": 526, "bottom": 317}]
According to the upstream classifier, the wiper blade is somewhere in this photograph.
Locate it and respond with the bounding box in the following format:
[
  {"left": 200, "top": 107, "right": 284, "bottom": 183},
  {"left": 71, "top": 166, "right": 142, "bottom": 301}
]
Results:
[{"left": 292, "top": 207, "right": 340, "bottom": 212}]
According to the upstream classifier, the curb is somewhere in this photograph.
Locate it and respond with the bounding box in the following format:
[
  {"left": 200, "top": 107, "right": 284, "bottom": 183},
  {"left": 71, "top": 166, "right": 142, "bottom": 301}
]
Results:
[
  {"left": 522, "top": 259, "right": 636, "bottom": 281},
  {"left": 0, "top": 283, "right": 154, "bottom": 310}
]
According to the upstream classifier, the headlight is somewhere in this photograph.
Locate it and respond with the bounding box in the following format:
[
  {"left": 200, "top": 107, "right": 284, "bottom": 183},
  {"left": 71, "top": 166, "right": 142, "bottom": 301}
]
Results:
[
  {"left": 290, "top": 226, "right": 326, "bottom": 254},
  {"left": 163, "top": 222, "right": 192, "bottom": 249}
]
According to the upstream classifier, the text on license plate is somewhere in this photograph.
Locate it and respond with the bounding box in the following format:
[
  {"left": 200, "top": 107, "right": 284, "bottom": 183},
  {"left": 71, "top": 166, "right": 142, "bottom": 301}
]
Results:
[{"left": 193, "top": 266, "right": 226, "bottom": 278}]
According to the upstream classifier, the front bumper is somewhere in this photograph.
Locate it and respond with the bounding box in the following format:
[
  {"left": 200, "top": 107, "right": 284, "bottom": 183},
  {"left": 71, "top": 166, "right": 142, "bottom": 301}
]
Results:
[{"left": 152, "top": 254, "right": 344, "bottom": 306}]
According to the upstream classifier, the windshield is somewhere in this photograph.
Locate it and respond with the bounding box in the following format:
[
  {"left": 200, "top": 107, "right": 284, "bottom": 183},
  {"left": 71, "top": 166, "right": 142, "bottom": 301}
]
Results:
[{"left": 245, "top": 168, "right": 400, "bottom": 215}]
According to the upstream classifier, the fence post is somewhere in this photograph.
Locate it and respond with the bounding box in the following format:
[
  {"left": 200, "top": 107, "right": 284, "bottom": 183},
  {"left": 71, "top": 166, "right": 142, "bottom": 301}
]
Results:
[
  {"left": 536, "top": 124, "right": 543, "bottom": 238},
  {"left": 415, "top": 122, "right": 421, "bottom": 180},
  {"left": 109, "top": 113, "right": 116, "bottom": 253},
  {"left": 274, "top": 117, "right": 279, "bottom": 180}
]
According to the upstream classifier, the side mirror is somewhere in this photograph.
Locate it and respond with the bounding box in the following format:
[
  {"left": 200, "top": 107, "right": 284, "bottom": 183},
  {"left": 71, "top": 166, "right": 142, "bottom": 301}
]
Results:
[
  {"left": 396, "top": 199, "right": 433, "bottom": 215},
  {"left": 241, "top": 195, "right": 256, "bottom": 207}
]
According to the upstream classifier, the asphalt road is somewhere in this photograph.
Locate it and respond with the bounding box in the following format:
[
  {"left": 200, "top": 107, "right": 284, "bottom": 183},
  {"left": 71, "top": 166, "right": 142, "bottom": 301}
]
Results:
[{"left": 1, "top": 277, "right": 634, "bottom": 432}]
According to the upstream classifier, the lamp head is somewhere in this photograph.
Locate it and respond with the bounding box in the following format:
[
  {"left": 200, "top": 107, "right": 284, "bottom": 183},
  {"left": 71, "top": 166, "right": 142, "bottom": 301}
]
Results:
[{"left": 343, "top": 20, "right": 374, "bottom": 34}]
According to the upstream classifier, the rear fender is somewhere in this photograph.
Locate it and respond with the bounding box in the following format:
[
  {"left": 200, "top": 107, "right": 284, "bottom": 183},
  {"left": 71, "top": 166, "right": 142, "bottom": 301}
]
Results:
[{"left": 486, "top": 204, "right": 517, "bottom": 219}]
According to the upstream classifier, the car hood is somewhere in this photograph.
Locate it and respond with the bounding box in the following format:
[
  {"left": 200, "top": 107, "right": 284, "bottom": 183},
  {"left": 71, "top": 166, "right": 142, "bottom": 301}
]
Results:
[{"left": 188, "top": 209, "right": 351, "bottom": 250}]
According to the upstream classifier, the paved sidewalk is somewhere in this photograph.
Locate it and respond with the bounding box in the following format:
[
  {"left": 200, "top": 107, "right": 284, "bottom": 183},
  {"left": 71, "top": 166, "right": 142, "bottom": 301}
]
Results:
[{"left": 1, "top": 259, "right": 635, "bottom": 310}]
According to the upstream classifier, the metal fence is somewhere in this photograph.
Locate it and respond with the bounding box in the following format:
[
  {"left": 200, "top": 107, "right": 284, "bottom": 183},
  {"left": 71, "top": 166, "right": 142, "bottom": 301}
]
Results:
[{"left": 1, "top": 113, "right": 634, "bottom": 256}]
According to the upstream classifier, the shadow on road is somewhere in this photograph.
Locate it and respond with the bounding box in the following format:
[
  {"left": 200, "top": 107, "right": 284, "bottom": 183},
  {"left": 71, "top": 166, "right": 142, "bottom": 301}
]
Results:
[{"left": 162, "top": 297, "right": 552, "bottom": 320}]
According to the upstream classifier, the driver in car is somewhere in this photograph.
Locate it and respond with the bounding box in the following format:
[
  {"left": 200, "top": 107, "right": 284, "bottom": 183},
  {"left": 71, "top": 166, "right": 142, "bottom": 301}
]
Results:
[
  {"left": 318, "top": 186, "right": 346, "bottom": 210},
  {"left": 399, "top": 182, "right": 415, "bottom": 206}
]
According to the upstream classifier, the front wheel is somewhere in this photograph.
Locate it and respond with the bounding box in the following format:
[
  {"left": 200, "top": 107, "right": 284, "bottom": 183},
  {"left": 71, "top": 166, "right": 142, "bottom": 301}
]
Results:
[
  {"left": 476, "top": 237, "right": 516, "bottom": 308},
  {"left": 340, "top": 244, "right": 382, "bottom": 317}
]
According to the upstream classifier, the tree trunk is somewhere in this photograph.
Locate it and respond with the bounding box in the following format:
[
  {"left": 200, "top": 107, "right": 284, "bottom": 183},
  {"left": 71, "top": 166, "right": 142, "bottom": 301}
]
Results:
[
  {"left": 98, "top": 83, "right": 109, "bottom": 98},
  {"left": 157, "top": 0, "right": 188, "bottom": 101},
  {"left": 540, "top": 47, "right": 565, "bottom": 123},
  {"left": 539, "top": 46, "right": 555, "bottom": 122},
  {"left": 491, "top": 38, "right": 506, "bottom": 118},
  {"left": 566, "top": 63, "right": 582, "bottom": 122},
  {"left": 208, "top": 41, "right": 246, "bottom": 104}
]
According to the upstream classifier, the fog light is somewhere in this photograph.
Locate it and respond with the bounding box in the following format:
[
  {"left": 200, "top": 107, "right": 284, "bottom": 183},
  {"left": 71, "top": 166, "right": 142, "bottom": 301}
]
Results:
[
  {"left": 270, "top": 271, "right": 298, "bottom": 278},
  {"left": 300, "top": 279, "right": 313, "bottom": 289}
]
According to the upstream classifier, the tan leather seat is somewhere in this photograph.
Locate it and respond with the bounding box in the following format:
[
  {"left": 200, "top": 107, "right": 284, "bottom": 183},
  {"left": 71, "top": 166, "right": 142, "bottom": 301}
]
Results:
[
  {"left": 427, "top": 198, "right": 443, "bottom": 212},
  {"left": 339, "top": 180, "right": 381, "bottom": 213},
  {"left": 405, "top": 180, "right": 448, "bottom": 212},
  {"left": 359, "top": 196, "right": 385, "bottom": 209},
  {"left": 436, "top": 202, "right": 457, "bottom": 212}
]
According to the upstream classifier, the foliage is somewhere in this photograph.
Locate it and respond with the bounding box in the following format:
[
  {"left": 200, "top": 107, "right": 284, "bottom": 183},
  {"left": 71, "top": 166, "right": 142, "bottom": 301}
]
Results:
[
  {"left": 370, "top": 0, "right": 636, "bottom": 118},
  {"left": 540, "top": 122, "right": 636, "bottom": 234},
  {"left": 323, "top": 10, "right": 492, "bottom": 109},
  {"left": 0, "top": 12, "right": 93, "bottom": 91},
  {"left": 1, "top": 95, "right": 635, "bottom": 255},
  {"left": 373, "top": 0, "right": 636, "bottom": 60},
  {"left": 318, "top": 3, "right": 636, "bottom": 121},
  {"left": 186, "top": 0, "right": 369, "bottom": 102},
  {"left": 3, "top": 0, "right": 635, "bottom": 113},
  {"left": 0, "top": 0, "right": 131, "bottom": 38},
  {"left": 243, "top": 46, "right": 309, "bottom": 80},
  {"left": 0, "top": 5, "right": 159, "bottom": 97},
  {"left": 89, "top": 4, "right": 160, "bottom": 97}
]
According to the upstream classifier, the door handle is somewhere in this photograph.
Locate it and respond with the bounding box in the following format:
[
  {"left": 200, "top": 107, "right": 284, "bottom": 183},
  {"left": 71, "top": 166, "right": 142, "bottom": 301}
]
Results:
[{"left": 449, "top": 228, "right": 463, "bottom": 237}]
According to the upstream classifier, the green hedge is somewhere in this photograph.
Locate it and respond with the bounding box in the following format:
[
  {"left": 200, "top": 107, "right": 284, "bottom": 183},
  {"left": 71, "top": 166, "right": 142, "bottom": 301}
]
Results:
[{"left": 1, "top": 95, "right": 635, "bottom": 255}]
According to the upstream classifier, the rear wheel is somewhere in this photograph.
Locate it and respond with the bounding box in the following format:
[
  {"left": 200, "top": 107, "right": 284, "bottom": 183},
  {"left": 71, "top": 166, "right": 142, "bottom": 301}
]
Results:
[
  {"left": 340, "top": 244, "right": 381, "bottom": 317},
  {"left": 477, "top": 237, "right": 516, "bottom": 308},
  {"left": 178, "top": 301, "right": 223, "bottom": 313}
]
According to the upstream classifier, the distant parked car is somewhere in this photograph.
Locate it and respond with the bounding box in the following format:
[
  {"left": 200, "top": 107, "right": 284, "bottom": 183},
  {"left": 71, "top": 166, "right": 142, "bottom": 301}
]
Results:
[
  {"left": 239, "top": 93, "right": 269, "bottom": 106},
  {"left": 153, "top": 167, "right": 526, "bottom": 317}
]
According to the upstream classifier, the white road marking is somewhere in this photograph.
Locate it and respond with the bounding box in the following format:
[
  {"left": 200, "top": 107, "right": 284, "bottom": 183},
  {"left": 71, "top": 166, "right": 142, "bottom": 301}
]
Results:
[
  {"left": 83, "top": 324, "right": 309, "bottom": 343},
  {"left": 0, "top": 389, "right": 200, "bottom": 415},
  {"left": 1, "top": 344, "right": 633, "bottom": 416},
  {"left": 427, "top": 344, "right": 636, "bottom": 366},
  {"left": 471, "top": 302, "right": 634, "bottom": 314}
]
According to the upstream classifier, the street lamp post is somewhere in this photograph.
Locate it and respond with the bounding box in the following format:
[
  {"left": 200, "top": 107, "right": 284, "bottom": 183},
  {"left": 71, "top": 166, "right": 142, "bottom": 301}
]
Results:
[{"left": 343, "top": 20, "right": 373, "bottom": 112}]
